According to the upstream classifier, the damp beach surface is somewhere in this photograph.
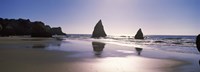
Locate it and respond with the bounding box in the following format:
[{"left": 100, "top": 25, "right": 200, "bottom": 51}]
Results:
[{"left": 0, "top": 37, "right": 199, "bottom": 72}]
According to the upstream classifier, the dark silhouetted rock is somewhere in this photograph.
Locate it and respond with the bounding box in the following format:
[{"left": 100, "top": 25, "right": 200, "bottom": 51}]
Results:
[
  {"left": 31, "top": 21, "right": 52, "bottom": 37},
  {"left": 0, "top": 18, "right": 66, "bottom": 37},
  {"left": 0, "top": 24, "right": 2, "bottom": 31},
  {"left": 15, "top": 19, "right": 32, "bottom": 35},
  {"left": 199, "top": 60, "right": 200, "bottom": 66},
  {"left": 51, "top": 27, "right": 66, "bottom": 35},
  {"left": 0, "top": 18, "right": 32, "bottom": 36},
  {"left": 134, "top": 28, "right": 144, "bottom": 39},
  {"left": 4, "top": 25, "right": 16, "bottom": 36},
  {"left": 45, "top": 25, "right": 52, "bottom": 34},
  {"left": 196, "top": 34, "right": 200, "bottom": 52},
  {"left": 91, "top": 20, "right": 107, "bottom": 38},
  {"left": 92, "top": 42, "right": 106, "bottom": 56}
]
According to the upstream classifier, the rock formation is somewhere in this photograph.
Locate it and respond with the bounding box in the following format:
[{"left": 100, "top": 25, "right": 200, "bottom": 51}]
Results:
[
  {"left": 199, "top": 60, "right": 200, "bottom": 66},
  {"left": 5, "top": 25, "right": 15, "bottom": 36},
  {"left": 196, "top": 34, "right": 200, "bottom": 52},
  {"left": 31, "top": 21, "right": 52, "bottom": 37},
  {"left": 91, "top": 20, "right": 107, "bottom": 38},
  {"left": 0, "top": 24, "right": 2, "bottom": 31},
  {"left": 134, "top": 28, "right": 144, "bottom": 39},
  {"left": 0, "top": 18, "right": 66, "bottom": 37},
  {"left": 45, "top": 25, "right": 52, "bottom": 33},
  {"left": 51, "top": 27, "right": 66, "bottom": 35}
]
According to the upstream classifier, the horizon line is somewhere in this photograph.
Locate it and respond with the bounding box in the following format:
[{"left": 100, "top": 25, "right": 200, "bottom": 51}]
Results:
[{"left": 66, "top": 33, "right": 198, "bottom": 36}]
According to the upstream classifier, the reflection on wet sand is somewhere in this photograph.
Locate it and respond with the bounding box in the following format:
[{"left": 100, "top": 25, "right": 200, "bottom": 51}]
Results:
[
  {"left": 0, "top": 38, "right": 63, "bottom": 49},
  {"left": 32, "top": 40, "right": 62, "bottom": 48},
  {"left": 0, "top": 39, "right": 198, "bottom": 72},
  {"left": 31, "top": 39, "right": 62, "bottom": 49},
  {"left": 135, "top": 47, "right": 143, "bottom": 55},
  {"left": 92, "top": 42, "right": 106, "bottom": 56},
  {"left": 32, "top": 44, "right": 46, "bottom": 48}
]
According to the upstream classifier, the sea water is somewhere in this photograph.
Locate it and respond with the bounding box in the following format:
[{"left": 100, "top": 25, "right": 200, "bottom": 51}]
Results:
[
  {"left": 0, "top": 34, "right": 199, "bottom": 72},
  {"left": 67, "top": 34, "right": 199, "bottom": 54},
  {"left": 0, "top": 34, "right": 198, "bottom": 54}
]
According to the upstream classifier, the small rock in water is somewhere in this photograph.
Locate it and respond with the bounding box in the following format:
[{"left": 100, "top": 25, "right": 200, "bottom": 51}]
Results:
[
  {"left": 134, "top": 28, "right": 144, "bottom": 39},
  {"left": 196, "top": 34, "right": 200, "bottom": 52},
  {"left": 154, "top": 41, "right": 165, "bottom": 43},
  {"left": 91, "top": 20, "right": 107, "bottom": 38}
]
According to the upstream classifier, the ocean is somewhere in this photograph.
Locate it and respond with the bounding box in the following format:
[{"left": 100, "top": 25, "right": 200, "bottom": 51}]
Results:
[
  {"left": 0, "top": 34, "right": 199, "bottom": 72},
  {"left": 0, "top": 34, "right": 198, "bottom": 54},
  {"left": 67, "top": 34, "right": 199, "bottom": 54}
]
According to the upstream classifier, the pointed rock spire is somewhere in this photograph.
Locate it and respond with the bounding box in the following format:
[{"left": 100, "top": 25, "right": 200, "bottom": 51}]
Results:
[
  {"left": 196, "top": 34, "right": 200, "bottom": 52},
  {"left": 134, "top": 28, "right": 144, "bottom": 39},
  {"left": 91, "top": 20, "right": 107, "bottom": 38}
]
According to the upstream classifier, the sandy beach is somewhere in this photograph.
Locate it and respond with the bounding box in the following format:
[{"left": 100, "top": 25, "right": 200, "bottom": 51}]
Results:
[
  {"left": 1, "top": 0, "right": 199, "bottom": 72},
  {"left": 0, "top": 37, "right": 199, "bottom": 72}
]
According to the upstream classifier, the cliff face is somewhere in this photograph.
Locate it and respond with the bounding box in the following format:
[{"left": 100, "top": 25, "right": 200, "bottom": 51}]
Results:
[
  {"left": 31, "top": 21, "right": 52, "bottom": 37},
  {"left": 134, "top": 28, "right": 144, "bottom": 39},
  {"left": 51, "top": 27, "right": 66, "bottom": 35},
  {"left": 0, "top": 18, "right": 32, "bottom": 36},
  {"left": 0, "top": 18, "right": 66, "bottom": 37},
  {"left": 91, "top": 20, "right": 107, "bottom": 38},
  {"left": 196, "top": 34, "right": 200, "bottom": 52},
  {"left": 0, "top": 24, "right": 2, "bottom": 32}
]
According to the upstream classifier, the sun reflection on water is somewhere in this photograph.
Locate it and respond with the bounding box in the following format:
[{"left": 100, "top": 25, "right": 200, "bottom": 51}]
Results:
[{"left": 92, "top": 56, "right": 183, "bottom": 72}]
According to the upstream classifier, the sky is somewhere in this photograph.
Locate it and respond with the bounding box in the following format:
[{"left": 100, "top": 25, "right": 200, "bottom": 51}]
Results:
[{"left": 0, "top": 0, "right": 199, "bottom": 35}]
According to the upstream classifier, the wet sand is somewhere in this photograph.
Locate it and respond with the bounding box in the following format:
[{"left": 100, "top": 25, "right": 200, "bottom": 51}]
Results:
[{"left": 0, "top": 37, "right": 199, "bottom": 72}]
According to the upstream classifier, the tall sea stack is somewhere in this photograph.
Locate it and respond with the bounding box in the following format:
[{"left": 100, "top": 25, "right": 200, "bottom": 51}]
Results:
[
  {"left": 196, "top": 34, "right": 200, "bottom": 52},
  {"left": 91, "top": 20, "right": 107, "bottom": 38},
  {"left": 134, "top": 28, "right": 144, "bottom": 39}
]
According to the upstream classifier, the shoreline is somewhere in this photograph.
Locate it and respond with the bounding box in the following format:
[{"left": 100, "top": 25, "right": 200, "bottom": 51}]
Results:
[{"left": 0, "top": 38, "right": 199, "bottom": 72}]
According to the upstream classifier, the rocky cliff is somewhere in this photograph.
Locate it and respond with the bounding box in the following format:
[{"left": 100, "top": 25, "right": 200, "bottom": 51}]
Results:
[
  {"left": 196, "top": 34, "right": 200, "bottom": 52},
  {"left": 51, "top": 27, "right": 66, "bottom": 35},
  {"left": 0, "top": 18, "right": 66, "bottom": 37}
]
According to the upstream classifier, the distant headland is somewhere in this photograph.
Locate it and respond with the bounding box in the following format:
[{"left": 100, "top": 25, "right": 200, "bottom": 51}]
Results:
[{"left": 0, "top": 18, "right": 66, "bottom": 37}]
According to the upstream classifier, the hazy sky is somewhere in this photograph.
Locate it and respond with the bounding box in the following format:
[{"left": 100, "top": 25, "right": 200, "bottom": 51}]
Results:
[{"left": 0, "top": 0, "right": 199, "bottom": 35}]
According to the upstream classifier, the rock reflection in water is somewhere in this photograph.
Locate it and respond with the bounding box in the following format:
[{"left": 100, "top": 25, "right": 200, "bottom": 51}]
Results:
[
  {"left": 92, "top": 42, "right": 106, "bottom": 56},
  {"left": 31, "top": 39, "right": 63, "bottom": 49},
  {"left": 135, "top": 47, "right": 143, "bottom": 55}
]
